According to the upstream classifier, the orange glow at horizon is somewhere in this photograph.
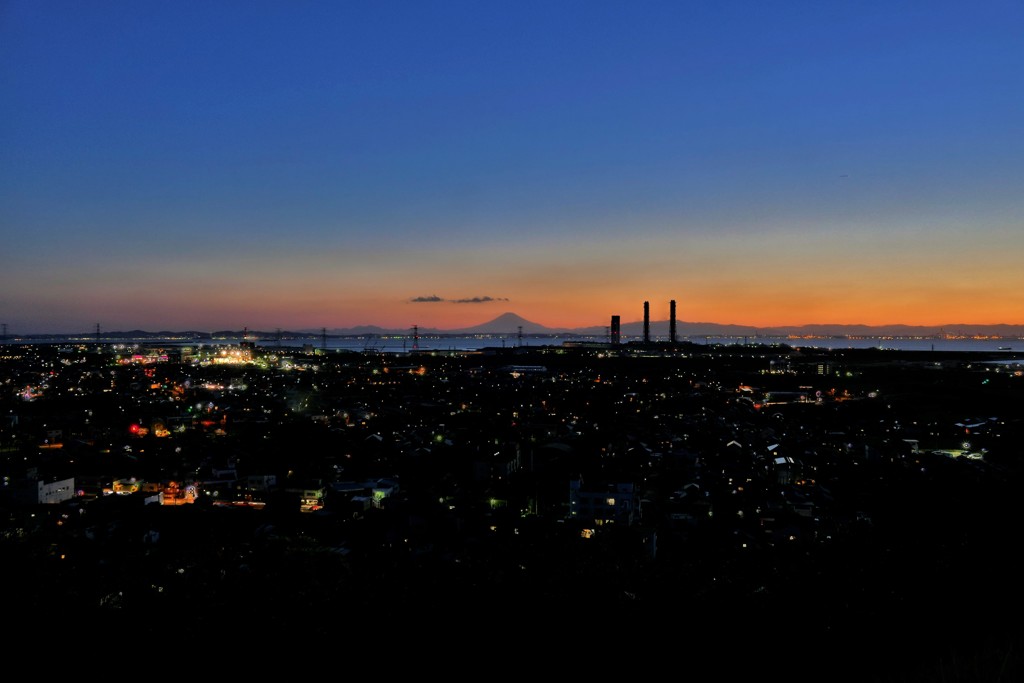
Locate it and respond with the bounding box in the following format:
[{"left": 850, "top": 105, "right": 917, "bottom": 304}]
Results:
[{"left": 6, "top": 227, "right": 1024, "bottom": 332}]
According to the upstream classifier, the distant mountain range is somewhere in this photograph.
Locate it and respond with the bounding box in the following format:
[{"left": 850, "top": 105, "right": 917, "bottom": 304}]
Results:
[
  {"left": 9, "top": 313, "right": 1024, "bottom": 340},
  {"left": 305, "top": 312, "right": 1024, "bottom": 338}
]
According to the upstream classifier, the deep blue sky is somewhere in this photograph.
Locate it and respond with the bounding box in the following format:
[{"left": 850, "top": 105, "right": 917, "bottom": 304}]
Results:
[{"left": 3, "top": 1, "right": 1023, "bottom": 333}]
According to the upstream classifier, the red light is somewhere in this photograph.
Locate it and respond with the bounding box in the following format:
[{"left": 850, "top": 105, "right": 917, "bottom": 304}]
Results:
[{"left": 129, "top": 424, "right": 140, "bottom": 434}]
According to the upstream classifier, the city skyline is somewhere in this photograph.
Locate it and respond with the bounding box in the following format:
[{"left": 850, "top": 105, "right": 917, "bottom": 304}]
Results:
[{"left": 3, "top": 2, "right": 1024, "bottom": 335}]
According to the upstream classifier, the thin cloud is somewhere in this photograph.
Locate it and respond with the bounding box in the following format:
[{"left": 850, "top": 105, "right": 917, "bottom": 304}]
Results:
[
  {"left": 452, "top": 296, "right": 509, "bottom": 304},
  {"left": 410, "top": 295, "right": 509, "bottom": 304}
]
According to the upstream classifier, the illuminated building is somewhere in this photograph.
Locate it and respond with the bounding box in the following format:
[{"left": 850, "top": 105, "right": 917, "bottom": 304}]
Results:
[{"left": 568, "top": 479, "right": 637, "bottom": 526}]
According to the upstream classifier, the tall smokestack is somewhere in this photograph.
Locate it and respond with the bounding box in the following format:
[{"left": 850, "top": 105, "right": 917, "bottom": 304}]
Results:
[
  {"left": 669, "top": 300, "right": 677, "bottom": 343},
  {"left": 643, "top": 301, "right": 650, "bottom": 344}
]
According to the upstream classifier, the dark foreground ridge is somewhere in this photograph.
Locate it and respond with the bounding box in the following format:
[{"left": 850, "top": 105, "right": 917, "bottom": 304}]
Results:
[{"left": 3, "top": 340, "right": 1024, "bottom": 677}]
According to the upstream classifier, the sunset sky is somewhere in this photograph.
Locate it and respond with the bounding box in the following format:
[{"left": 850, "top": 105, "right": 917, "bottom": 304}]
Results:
[{"left": 3, "top": 1, "right": 1023, "bottom": 334}]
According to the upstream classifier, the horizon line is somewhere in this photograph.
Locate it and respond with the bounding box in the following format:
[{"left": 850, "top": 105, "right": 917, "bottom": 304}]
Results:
[{"left": 6, "top": 319, "right": 1024, "bottom": 338}]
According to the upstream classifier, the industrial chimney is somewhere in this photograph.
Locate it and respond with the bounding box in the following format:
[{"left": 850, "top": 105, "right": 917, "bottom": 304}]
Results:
[
  {"left": 669, "top": 300, "right": 677, "bottom": 343},
  {"left": 643, "top": 301, "right": 650, "bottom": 344}
]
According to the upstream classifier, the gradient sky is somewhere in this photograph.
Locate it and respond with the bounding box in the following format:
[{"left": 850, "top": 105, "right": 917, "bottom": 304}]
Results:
[{"left": 3, "top": 1, "right": 1023, "bottom": 334}]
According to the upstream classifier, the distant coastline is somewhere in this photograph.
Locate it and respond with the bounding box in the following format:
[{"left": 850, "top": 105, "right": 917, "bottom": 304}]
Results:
[
  {"left": 3, "top": 312, "right": 1024, "bottom": 341},
  {"left": 2, "top": 332, "right": 1022, "bottom": 356},
  {"left": 4, "top": 327, "right": 1024, "bottom": 342}
]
